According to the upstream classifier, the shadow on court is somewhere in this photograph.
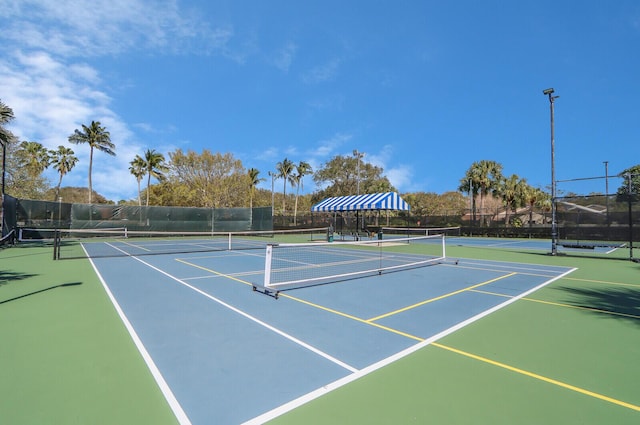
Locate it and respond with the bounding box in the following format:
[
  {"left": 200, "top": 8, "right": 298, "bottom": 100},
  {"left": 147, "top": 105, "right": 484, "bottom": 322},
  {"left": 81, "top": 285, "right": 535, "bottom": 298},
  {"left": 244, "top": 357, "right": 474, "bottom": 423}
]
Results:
[
  {"left": 555, "top": 285, "right": 640, "bottom": 327},
  {"left": 0, "top": 270, "right": 38, "bottom": 287},
  {"left": 0, "top": 281, "right": 82, "bottom": 305}
]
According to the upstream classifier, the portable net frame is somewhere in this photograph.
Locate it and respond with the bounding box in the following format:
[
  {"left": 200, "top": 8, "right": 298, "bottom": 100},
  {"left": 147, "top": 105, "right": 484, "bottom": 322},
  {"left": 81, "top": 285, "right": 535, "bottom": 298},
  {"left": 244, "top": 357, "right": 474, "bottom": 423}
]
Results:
[
  {"left": 553, "top": 172, "right": 639, "bottom": 259},
  {"left": 43, "top": 227, "right": 329, "bottom": 260},
  {"left": 258, "top": 233, "right": 446, "bottom": 294},
  {"left": 0, "top": 228, "right": 16, "bottom": 249}
]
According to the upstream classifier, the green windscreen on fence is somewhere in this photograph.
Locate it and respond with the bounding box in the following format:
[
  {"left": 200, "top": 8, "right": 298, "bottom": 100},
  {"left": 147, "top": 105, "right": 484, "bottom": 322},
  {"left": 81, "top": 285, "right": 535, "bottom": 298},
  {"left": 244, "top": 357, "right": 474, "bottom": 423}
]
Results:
[{"left": 8, "top": 198, "right": 272, "bottom": 234}]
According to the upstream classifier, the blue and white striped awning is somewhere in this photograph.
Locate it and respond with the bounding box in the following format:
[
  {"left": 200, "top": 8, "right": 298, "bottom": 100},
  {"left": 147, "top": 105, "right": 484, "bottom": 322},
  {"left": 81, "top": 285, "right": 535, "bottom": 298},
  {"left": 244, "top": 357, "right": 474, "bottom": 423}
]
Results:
[{"left": 311, "top": 192, "right": 410, "bottom": 212}]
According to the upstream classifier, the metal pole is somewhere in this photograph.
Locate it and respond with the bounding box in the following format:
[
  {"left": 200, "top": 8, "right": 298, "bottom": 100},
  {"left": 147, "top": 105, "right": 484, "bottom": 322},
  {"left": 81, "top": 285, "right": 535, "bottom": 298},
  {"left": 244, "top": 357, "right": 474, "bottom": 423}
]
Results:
[
  {"left": 353, "top": 150, "right": 364, "bottom": 232},
  {"left": 58, "top": 197, "right": 62, "bottom": 228},
  {"left": 627, "top": 173, "right": 633, "bottom": 260},
  {"left": 543, "top": 88, "right": 559, "bottom": 255},
  {"left": 1, "top": 140, "right": 5, "bottom": 196},
  {"left": 604, "top": 161, "right": 609, "bottom": 227},
  {"left": 1, "top": 142, "right": 5, "bottom": 236},
  {"left": 268, "top": 171, "right": 275, "bottom": 217},
  {"left": 356, "top": 152, "right": 360, "bottom": 196}
]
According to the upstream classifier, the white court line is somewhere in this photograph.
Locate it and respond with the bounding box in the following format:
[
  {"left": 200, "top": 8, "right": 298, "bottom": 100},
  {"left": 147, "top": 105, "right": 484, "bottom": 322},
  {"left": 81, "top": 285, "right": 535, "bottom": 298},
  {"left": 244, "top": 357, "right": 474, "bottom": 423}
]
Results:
[
  {"left": 104, "top": 243, "right": 359, "bottom": 375},
  {"left": 85, "top": 248, "right": 192, "bottom": 425},
  {"left": 487, "top": 240, "right": 538, "bottom": 247},
  {"left": 242, "top": 266, "right": 578, "bottom": 425},
  {"left": 447, "top": 259, "right": 571, "bottom": 276}
]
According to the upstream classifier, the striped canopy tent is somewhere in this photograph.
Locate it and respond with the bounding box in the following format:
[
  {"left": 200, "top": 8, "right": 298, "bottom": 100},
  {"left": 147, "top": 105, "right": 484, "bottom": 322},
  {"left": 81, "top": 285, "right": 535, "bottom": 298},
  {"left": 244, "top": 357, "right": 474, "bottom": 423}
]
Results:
[{"left": 311, "top": 192, "right": 410, "bottom": 212}]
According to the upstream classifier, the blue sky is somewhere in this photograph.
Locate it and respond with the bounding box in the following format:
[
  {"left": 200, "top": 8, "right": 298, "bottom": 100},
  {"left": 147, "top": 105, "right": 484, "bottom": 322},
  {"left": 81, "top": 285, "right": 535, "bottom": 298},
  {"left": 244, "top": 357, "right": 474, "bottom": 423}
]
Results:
[{"left": 1, "top": 0, "right": 639, "bottom": 202}]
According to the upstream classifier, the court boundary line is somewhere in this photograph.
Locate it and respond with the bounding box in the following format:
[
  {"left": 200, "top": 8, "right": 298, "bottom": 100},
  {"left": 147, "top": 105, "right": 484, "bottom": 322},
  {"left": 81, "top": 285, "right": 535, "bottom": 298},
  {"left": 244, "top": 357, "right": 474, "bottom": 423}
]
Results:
[
  {"left": 431, "top": 342, "right": 640, "bottom": 412},
  {"left": 85, "top": 252, "right": 192, "bottom": 425},
  {"left": 564, "top": 276, "right": 640, "bottom": 288},
  {"left": 367, "top": 272, "right": 517, "bottom": 322},
  {"left": 471, "top": 289, "right": 640, "bottom": 320},
  {"left": 445, "top": 258, "right": 569, "bottom": 275},
  {"left": 176, "top": 258, "right": 426, "bottom": 341},
  {"left": 243, "top": 266, "right": 578, "bottom": 424},
  {"left": 104, "top": 244, "right": 359, "bottom": 374}
]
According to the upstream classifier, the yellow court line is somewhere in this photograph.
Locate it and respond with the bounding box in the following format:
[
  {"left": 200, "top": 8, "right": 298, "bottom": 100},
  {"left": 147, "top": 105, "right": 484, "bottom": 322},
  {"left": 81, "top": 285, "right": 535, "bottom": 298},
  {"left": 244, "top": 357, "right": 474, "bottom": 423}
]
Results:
[
  {"left": 563, "top": 276, "right": 640, "bottom": 289},
  {"left": 175, "top": 258, "right": 253, "bottom": 286},
  {"left": 176, "top": 258, "right": 424, "bottom": 341},
  {"left": 432, "top": 342, "right": 640, "bottom": 412},
  {"left": 280, "top": 293, "right": 424, "bottom": 341},
  {"left": 177, "top": 256, "right": 640, "bottom": 412},
  {"left": 367, "top": 272, "right": 517, "bottom": 322},
  {"left": 471, "top": 289, "right": 640, "bottom": 320},
  {"left": 525, "top": 297, "right": 640, "bottom": 320}
]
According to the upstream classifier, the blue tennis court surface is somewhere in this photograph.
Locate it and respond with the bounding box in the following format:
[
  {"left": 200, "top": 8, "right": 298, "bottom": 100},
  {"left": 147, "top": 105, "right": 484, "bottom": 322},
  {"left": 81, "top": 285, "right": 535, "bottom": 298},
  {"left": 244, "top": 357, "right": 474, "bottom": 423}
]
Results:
[{"left": 89, "top": 243, "right": 575, "bottom": 424}]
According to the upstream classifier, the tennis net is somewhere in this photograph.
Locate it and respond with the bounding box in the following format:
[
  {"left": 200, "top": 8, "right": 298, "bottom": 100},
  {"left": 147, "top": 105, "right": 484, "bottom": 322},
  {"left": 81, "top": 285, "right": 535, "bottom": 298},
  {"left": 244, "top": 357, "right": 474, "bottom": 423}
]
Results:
[
  {"left": 381, "top": 226, "right": 461, "bottom": 237},
  {"left": 260, "top": 233, "right": 446, "bottom": 292},
  {"left": 42, "top": 227, "right": 329, "bottom": 259}
]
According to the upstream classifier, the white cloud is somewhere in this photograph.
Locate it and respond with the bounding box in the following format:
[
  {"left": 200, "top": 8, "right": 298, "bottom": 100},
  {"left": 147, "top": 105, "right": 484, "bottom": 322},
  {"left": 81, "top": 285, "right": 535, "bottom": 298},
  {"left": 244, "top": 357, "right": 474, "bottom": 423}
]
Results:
[
  {"left": 0, "top": 49, "right": 143, "bottom": 201},
  {"left": 273, "top": 42, "right": 297, "bottom": 72},
  {"left": 311, "top": 132, "right": 352, "bottom": 158},
  {"left": 0, "top": 0, "right": 238, "bottom": 201},
  {"left": 302, "top": 58, "right": 341, "bottom": 84},
  {"left": 1, "top": 0, "right": 233, "bottom": 58},
  {"left": 385, "top": 166, "right": 414, "bottom": 192},
  {"left": 351, "top": 144, "right": 415, "bottom": 193}
]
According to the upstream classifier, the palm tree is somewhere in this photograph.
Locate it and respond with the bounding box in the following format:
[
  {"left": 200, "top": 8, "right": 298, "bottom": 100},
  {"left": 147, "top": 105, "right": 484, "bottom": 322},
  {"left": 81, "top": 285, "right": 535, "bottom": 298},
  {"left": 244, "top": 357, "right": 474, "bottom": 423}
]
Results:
[
  {"left": 292, "top": 161, "right": 312, "bottom": 225},
  {"left": 247, "top": 168, "right": 265, "bottom": 210},
  {"left": 129, "top": 155, "right": 146, "bottom": 207},
  {"left": 522, "top": 186, "right": 547, "bottom": 229},
  {"left": 50, "top": 145, "right": 78, "bottom": 201},
  {"left": 0, "top": 100, "right": 14, "bottom": 145},
  {"left": 276, "top": 157, "right": 295, "bottom": 215},
  {"left": 17, "top": 141, "right": 50, "bottom": 177},
  {"left": 458, "top": 174, "right": 480, "bottom": 224},
  {"left": 464, "top": 160, "right": 503, "bottom": 226},
  {"left": 495, "top": 174, "right": 526, "bottom": 227},
  {"left": 142, "top": 149, "right": 167, "bottom": 206},
  {"left": 68, "top": 121, "right": 115, "bottom": 204},
  {"left": 0, "top": 100, "right": 14, "bottom": 194},
  {"left": 617, "top": 165, "right": 640, "bottom": 200}
]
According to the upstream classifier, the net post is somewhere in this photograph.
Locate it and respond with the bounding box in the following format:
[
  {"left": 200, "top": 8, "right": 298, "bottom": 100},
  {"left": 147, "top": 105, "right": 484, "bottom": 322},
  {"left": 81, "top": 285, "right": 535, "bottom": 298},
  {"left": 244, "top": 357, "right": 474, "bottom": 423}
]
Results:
[
  {"left": 228, "top": 232, "right": 232, "bottom": 250},
  {"left": 263, "top": 244, "right": 274, "bottom": 288},
  {"left": 442, "top": 233, "right": 446, "bottom": 259},
  {"left": 53, "top": 229, "right": 59, "bottom": 260}
]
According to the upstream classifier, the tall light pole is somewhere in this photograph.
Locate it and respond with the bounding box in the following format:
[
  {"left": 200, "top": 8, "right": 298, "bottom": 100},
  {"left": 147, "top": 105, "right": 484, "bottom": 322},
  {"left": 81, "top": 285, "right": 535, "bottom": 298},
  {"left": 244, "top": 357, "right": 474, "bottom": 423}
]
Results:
[
  {"left": 1, "top": 139, "right": 5, "bottom": 236},
  {"left": 604, "top": 161, "right": 609, "bottom": 227},
  {"left": 268, "top": 171, "right": 276, "bottom": 217},
  {"left": 353, "top": 149, "right": 365, "bottom": 233},
  {"left": 353, "top": 149, "right": 365, "bottom": 195},
  {"left": 543, "top": 88, "right": 559, "bottom": 255},
  {"left": 1, "top": 138, "right": 5, "bottom": 196}
]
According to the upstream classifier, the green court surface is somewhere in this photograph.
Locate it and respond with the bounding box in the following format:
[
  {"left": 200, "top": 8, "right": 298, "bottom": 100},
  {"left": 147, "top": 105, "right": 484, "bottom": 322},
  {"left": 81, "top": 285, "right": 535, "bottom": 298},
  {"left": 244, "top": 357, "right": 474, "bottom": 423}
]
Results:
[
  {"left": 0, "top": 244, "right": 178, "bottom": 425},
  {"left": 1, "top": 240, "right": 639, "bottom": 424}
]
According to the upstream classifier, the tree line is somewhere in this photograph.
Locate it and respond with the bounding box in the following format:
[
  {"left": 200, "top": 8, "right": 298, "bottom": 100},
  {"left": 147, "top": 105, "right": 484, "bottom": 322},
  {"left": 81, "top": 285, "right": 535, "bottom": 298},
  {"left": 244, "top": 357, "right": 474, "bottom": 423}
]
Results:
[{"left": 2, "top": 99, "right": 638, "bottom": 226}]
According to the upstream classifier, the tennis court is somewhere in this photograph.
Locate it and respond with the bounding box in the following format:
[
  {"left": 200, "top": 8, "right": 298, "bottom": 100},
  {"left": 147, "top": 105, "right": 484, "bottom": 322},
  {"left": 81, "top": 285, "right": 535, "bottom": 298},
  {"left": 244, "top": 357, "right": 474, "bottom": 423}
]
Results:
[{"left": 1, "top": 232, "right": 639, "bottom": 424}]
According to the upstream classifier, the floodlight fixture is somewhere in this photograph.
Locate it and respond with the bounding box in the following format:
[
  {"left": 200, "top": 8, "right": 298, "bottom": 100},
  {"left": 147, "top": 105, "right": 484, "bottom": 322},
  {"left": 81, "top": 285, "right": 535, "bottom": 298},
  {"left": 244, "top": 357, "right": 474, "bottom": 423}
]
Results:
[{"left": 542, "top": 88, "right": 555, "bottom": 95}]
